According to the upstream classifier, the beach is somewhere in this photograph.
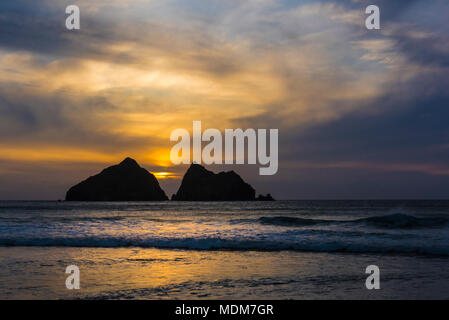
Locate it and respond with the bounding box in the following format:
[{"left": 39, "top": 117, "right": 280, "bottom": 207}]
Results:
[{"left": 0, "top": 200, "right": 448, "bottom": 299}]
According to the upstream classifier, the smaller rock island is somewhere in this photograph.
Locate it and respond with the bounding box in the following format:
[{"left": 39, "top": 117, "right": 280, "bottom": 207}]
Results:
[
  {"left": 172, "top": 163, "right": 257, "bottom": 201},
  {"left": 256, "top": 194, "right": 275, "bottom": 201}
]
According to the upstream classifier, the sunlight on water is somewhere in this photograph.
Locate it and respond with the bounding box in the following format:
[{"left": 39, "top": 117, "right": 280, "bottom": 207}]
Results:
[
  {"left": 0, "top": 201, "right": 448, "bottom": 299},
  {"left": 1, "top": 247, "right": 449, "bottom": 299}
]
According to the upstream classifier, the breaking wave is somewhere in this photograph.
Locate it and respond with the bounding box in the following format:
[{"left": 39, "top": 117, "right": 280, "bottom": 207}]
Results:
[
  {"left": 257, "top": 213, "right": 448, "bottom": 229},
  {"left": 0, "top": 234, "right": 448, "bottom": 256}
]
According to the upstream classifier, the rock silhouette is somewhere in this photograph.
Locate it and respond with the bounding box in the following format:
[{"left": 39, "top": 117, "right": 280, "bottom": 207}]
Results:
[
  {"left": 65, "top": 157, "right": 168, "bottom": 201},
  {"left": 256, "top": 194, "right": 275, "bottom": 201},
  {"left": 172, "top": 164, "right": 256, "bottom": 201}
]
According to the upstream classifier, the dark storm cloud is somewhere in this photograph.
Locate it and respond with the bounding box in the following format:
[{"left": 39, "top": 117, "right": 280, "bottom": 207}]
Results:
[
  {"left": 285, "top": 79, "right": 449, "bottom": 165},
  {"left": 0, "top": 1, "right": 156, "bottom": 66},
  {"left": 0, "top": 1, "right": 245, "bottom": 78},
  {"left": 390, "top": 28, "right": 449, "bottom": 68},
  {"left": 0, "top": 1, "right": 94, "bottom": 57},
  {"left": 275, "top": 69, "right": 449, "bottom": 171},
  {"left": 281, "top": 0, "right": 449, "bottom": 168}
]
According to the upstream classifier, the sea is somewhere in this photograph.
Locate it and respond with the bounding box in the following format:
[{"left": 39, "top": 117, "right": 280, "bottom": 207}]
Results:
[{"left": 0, "top": 200, "right": 448, "bottom": 299}]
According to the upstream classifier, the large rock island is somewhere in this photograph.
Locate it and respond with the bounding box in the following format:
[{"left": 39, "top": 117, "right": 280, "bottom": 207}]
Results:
[
  {"left": 172, "top": 164, "right": 256, "bottom": 201},
  {"left": 65, "top": 157, "right": 168, "bottom": 201}
]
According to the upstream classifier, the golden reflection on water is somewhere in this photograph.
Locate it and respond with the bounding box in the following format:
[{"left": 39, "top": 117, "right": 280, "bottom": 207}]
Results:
[
  {"left": 68, "top": 248, "right": 292, "bottom": 294},
  {"left": 0, "top": 247, "right": 312, "bottom": 299},
  {"left": 1, "top": 247, "right": 446, "bottom": 299}
]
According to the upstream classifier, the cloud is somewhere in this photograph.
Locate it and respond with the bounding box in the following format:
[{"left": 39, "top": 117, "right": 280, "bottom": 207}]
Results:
[{"left": 1, "top": 0, "right": 449, "bottom": 199}]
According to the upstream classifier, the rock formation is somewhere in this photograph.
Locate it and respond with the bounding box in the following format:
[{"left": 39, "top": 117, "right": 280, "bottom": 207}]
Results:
[
  {"left": 172, "top": 164, "right": 256, "bottom": 201},
  {"left": 65, "top": 157, "right": 168, "bottom": 201},
  {"left": 256, "top": 193, "right": 275, "bottom": 201}
]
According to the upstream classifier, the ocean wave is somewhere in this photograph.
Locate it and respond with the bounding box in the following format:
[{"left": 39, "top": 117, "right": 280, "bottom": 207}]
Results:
[
  {"left": 257, "top": 216, "right": 329, "bottom": 226},
  {"left": 257, "top": 213, "right": 449, "bottom": 229},
  {"left": 0, "top": 236, "right": 448, "bottom": 256},
  {"left": 357, "top": 214, "right": 448, "bottom": 228}
]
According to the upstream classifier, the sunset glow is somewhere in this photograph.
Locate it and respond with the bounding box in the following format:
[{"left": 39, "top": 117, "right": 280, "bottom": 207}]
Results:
[
  {"left": 1, "top": 0, "right": 448, "bottom": 199},
  {"left": 153, "top": 172, "right": 179, "bottom": 179}
]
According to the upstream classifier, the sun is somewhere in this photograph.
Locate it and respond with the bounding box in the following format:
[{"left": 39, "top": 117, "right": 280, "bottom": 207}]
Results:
[{"left": 152, "top": 172, "right": 179, "bottom": 179}]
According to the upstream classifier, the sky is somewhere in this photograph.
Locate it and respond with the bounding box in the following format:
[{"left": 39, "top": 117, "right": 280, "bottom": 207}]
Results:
[{"left": 0, "top": 0, "right": 448, "bottom": 200}]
